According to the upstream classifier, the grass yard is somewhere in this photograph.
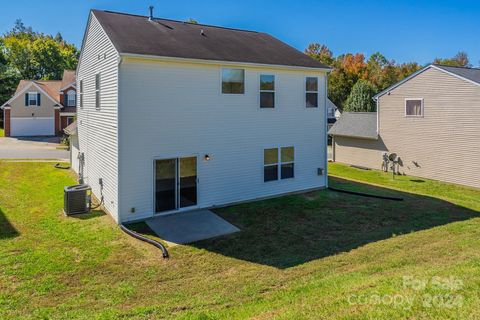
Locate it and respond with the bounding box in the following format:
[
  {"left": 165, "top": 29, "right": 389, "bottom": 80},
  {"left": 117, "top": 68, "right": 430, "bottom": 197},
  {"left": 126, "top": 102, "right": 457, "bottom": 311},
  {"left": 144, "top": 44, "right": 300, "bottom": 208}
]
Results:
[
  {"left": 0, "top": 127, "right": 4, "bottom": 137},
  {"left": 1, "top": 162, "right": 480, "bottom": 319}
]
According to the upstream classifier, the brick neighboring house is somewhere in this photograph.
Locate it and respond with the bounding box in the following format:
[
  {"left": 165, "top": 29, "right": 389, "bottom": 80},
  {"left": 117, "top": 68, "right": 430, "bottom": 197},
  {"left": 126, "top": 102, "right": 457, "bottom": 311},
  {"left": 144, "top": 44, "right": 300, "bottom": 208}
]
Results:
[{"left": 1, "top": 70, "right": 76, "bottom": 137}]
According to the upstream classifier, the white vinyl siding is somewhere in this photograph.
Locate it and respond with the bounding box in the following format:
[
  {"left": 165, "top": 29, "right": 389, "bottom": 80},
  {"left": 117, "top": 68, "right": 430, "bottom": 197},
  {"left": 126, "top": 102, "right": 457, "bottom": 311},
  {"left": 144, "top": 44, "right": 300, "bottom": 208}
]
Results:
[
  {"left": 118, "top": 58, "right": 327, "bottom": 222},
  {"left": 76, "top": 13, "right": 119, "bottom": 221}
]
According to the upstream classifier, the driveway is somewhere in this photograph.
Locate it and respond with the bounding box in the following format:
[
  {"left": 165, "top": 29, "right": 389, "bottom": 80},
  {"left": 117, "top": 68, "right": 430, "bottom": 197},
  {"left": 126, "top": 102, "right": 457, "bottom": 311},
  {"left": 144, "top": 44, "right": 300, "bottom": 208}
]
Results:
[{"left": 0, "top": 137, "right": 69, "bottom": 160}]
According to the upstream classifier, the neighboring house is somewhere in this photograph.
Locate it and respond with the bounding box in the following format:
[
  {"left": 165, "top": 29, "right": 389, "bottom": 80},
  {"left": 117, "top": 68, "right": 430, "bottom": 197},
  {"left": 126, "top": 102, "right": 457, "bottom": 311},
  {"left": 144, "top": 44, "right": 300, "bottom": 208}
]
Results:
[
  {"left": 327, "top": 98, "right": 341, "bottom": 130},
  {"left": 1, "top": 70, "right": 77, "bottom": 137},
  {"left": 73, "top": 9, "right": 331, "bottom": 223},
  {"left": 329, "top": 64, "right": 480, "bottom": 189}
]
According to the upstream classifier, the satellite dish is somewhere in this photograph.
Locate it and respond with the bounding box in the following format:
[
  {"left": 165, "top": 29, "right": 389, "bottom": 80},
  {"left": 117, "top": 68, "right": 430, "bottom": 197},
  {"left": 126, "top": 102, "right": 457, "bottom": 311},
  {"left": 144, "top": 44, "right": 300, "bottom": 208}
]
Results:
[{"left": 388, "top": 153, "right": 397, "bottom": 162}]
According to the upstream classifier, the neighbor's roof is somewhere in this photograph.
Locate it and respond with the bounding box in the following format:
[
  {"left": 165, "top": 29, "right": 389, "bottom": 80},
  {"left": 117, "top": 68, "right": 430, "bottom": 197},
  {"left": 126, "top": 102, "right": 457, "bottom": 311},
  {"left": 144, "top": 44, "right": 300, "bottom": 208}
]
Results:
[
  {"left": 328, "top": 112, "right": 378, "bottom": 140},
  {"left": 374, "top": 64, "right": 480, "bottom": 99},
  {"left": 63, "top": 121, "right": 77, "bottom": 135},
  {"left": 91, "top": 10, "right": 330, "bottom": 69},
  {"left": 15, "top": 80, "right": 62, "bottom": 103},
  {"left": 434, "top": 64, "right": 480, "bottom": 85},
  {"left": 60, "top": 70, "right": 76, "bottom": 89}
]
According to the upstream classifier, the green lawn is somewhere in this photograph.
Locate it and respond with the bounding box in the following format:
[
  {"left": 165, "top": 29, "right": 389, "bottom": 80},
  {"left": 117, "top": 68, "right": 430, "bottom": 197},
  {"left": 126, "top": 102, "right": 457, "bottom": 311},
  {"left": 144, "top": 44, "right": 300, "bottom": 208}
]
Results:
[
  {"left": 1, "top": 162, "right": 480, "bottom": 319},
  {"left": 0, "top": 127, "right": 4, "bottom": 137}
]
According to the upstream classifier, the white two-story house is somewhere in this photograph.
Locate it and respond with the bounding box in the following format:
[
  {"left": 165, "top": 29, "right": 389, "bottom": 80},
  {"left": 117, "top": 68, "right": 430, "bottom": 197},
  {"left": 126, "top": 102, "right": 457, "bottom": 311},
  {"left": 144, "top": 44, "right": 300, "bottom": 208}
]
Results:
[{"left": 73, "top": 9, "right": 331, "bottom": 223}]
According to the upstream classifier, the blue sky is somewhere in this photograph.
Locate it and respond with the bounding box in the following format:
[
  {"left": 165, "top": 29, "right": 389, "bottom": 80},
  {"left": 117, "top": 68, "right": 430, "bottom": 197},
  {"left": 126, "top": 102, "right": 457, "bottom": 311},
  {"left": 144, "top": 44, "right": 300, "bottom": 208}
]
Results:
[{"left": 1, "top": 0, "right": 479, "bottom": 66}]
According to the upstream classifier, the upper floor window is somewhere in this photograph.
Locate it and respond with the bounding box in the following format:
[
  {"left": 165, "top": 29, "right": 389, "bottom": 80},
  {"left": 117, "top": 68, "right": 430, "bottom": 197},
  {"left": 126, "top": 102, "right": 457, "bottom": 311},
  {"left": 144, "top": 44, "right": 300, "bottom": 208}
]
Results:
[
  {"left": 222, "top": 68, "right": 244, "bottom": 94},
  {"left": 405, "top": 99, "right": 423, "bottom": 117},
  {"left": 260, "top": 75, "right": 275, "bottom": 108},
  {"left": 67, "top": 90, "right": 76, "bottom": 107},
  {"left": 305, "top": 77, "right": 318, "bottom": 108},
  {"left": 95, "top": 73, "right": 101, "bottom": 110},
  {"left": 79, "top": 80, "right": 84, "bottom": 109},
  {"left": 26, "top": 92, "right": 40, "bottom": 106}
]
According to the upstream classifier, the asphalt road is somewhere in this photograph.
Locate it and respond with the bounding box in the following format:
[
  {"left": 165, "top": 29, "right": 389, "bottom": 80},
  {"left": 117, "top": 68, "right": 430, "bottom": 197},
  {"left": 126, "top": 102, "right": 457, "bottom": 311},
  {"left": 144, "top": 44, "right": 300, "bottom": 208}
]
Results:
[{"left": 0, "top": 137, "right": 69, "bottom": 160}]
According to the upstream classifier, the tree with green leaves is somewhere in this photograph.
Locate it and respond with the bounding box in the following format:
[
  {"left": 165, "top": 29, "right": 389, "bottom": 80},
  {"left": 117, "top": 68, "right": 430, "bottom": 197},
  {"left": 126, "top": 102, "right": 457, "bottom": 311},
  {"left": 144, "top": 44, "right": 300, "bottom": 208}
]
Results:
[
  {"left": 433, "top": 51, "right": 471, "bottom": 67},
  {"left": 343, "top": 79, "right": 376, "bottom": 112},
  {"left": 304, "top": 43, "right": 334, "bottom": 66},
  {"left": 0, "top": 19, "right": 79, "bottom": 106}
]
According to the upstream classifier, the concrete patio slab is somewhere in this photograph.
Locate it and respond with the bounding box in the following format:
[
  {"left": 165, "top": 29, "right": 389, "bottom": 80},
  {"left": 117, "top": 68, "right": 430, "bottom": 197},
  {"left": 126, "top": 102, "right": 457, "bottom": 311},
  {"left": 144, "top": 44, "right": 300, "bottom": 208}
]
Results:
[{"left": 145, "top": 209, "right": 240, "bottom": 244}]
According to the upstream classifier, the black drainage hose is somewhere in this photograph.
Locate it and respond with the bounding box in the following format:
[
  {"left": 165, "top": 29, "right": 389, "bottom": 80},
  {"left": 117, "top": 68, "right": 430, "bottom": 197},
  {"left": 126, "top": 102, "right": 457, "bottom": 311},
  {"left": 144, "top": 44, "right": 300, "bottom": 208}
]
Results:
[
  {"left": 328, "top": 187, "right": 403, "bottom": 201},
  {"left": 54, "top": 163, "right": 71, "bottom": 169},
  {"left": 120, "top": 224, "right": 169, "bottom": 259}
]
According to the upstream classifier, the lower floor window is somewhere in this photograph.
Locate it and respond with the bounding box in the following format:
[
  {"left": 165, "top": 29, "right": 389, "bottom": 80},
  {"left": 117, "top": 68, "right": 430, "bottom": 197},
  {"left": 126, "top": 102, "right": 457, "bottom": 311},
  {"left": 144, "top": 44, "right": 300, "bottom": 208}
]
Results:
[{"left": 264, "top": 146, "right": 295, "bottom": 182}]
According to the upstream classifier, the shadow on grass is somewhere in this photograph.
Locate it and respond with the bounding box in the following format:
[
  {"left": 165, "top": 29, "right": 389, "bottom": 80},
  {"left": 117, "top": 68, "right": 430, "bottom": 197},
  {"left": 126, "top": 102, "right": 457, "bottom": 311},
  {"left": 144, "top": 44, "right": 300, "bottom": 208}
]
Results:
[
  {"left": 0, "top": 208, "right": 19, "bottom": 239},
  {"left": 68, "top": 210, "right": 105, "bottom": 220},
  {"left": 188, "top": 177, "right": 479, "bottom": 269}
]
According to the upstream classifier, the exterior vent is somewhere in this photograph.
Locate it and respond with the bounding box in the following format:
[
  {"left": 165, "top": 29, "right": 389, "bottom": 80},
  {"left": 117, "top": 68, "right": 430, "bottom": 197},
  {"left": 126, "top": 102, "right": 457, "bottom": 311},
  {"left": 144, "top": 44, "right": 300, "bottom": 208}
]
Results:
[
  {"left": 64, "top": 184, "right": 92, "bottom": 215},
  {"left": 148, "top": 6, "right": 154, "bottom": 21}
]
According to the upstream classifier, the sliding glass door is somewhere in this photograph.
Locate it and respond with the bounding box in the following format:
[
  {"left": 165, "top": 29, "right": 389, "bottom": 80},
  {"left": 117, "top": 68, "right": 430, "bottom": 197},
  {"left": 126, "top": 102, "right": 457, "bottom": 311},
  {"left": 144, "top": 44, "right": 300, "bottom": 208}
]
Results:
[
  {"left": 155, "top": 157, "right": 197, "bottom": 213},
  {"left": 179, "top": 157, "right": 197, "bottom": 208},
  {"left": 155, "top": 159, "right": 177, "bottom": 213}
]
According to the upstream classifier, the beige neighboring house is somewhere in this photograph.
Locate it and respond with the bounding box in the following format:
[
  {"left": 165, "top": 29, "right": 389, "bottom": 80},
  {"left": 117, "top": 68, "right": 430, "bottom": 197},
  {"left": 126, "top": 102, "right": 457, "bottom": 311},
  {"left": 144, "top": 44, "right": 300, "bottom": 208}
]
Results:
[
  {"left": 1, "top": 70, "right": 76, "bottom": 137},
  {"left": 329, "top": 64, "right": 480, "bottom": 189}
]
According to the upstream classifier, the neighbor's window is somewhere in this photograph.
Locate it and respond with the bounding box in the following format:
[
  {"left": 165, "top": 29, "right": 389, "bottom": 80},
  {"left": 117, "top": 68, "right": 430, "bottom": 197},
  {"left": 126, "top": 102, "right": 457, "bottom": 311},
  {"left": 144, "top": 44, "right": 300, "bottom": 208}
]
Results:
[
  {"left": 328, "top": 107, "right": 335, "bottom": 118},
  {"left": 305, "top": 77, "right": 318, "bottom": 108},
  {"left": 264, "top": 147, "right": 295, "bottom": 182},
  {"left": 222, "top": 68, "right": 244, "bottom": 94},
  {"left": 67, "top": 116, "right": 74, "bottom": 125},
  {"left": 79, "top": 80, "right": 84, "bottom": 109},
  {"left": 405, "top": 99, "right": 423, "bottom": 116},
  {"left": 95, "top": 73, "right": 101, "bottom": 110},
  {"left": 67, "top": 90, "right": 76, "bottom": 107},
  {"left": 28, "top": 92, "right": 38, "bottom": 106},
  {"left": 260, "top": 74, "right": 275, "bottom": 108}
]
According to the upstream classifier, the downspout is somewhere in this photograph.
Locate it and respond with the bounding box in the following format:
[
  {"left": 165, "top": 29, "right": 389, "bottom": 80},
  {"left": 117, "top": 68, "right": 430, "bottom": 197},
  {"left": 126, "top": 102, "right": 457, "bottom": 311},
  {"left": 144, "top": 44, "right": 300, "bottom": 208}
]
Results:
[{"left": 324, "top": 72, "right": 329, "bottom": 188}]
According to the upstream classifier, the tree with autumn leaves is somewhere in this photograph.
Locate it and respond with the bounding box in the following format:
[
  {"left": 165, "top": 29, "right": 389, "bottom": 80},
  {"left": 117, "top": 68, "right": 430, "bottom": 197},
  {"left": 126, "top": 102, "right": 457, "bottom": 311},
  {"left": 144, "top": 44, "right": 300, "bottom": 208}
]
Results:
[{"left": 305, "top": 43, "right": 472, "bottom": 112}]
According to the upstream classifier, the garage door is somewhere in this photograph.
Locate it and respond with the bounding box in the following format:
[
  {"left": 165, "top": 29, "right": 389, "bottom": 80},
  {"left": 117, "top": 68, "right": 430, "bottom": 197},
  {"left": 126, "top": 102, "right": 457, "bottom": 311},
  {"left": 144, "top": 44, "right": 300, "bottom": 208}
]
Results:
[{"left": 11, "top": 117, "right": 55, "bottom": 136}]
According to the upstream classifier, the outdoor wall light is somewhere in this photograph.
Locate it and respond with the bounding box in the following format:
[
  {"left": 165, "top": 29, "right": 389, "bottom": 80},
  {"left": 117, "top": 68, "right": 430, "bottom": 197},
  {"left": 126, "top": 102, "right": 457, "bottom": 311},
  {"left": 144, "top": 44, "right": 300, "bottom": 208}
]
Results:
[{"left": 204, "top": 154, "right": 211, "bottom": 161}]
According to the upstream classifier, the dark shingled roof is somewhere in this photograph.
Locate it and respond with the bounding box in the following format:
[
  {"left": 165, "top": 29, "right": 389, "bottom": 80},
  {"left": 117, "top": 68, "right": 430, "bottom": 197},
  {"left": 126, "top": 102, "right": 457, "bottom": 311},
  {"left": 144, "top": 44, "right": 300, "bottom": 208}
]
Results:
[
  {"left": 433, "top": 64, "right": 480, "bottom": 85},
  {"left": 328, "top": 112, "right": 378, "bottom": 140},
  {"left": 92, "top": 10, "right": 330, "bottom": 69}
]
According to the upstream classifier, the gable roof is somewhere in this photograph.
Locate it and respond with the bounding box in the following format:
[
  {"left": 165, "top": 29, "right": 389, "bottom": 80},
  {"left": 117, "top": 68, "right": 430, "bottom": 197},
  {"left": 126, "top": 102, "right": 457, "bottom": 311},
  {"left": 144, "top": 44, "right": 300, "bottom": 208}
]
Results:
[
  {"left": 328, "top": 112, "right": 378, "bottom": 140},
  {"left": 433, "top": 64, "right": 480, "bottom": 85},
  {"left": 60, "top": 70, "right": 76, "bottom": 90},
  {"left": 91, "top": 10, "right": 330, "bottom": 70},
  {"left": 2, "top": 80, "right": 63, "bottom": 109},
  {"left": 374, "top": 64, "right": 480, "bottom": 99}
]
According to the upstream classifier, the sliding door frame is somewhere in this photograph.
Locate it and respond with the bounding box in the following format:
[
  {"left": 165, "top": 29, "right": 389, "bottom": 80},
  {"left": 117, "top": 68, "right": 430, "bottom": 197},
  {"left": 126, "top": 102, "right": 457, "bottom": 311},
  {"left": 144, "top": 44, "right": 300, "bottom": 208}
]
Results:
[{"left": 153, "top": 155, "right": 199, "bottom": 216}]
